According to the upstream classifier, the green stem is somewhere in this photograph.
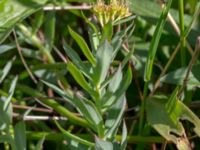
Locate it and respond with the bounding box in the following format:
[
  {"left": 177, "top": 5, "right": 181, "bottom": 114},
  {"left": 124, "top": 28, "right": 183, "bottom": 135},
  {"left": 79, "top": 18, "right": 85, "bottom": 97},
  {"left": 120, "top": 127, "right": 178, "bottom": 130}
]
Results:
[
  {"left": 17, "top": 24, "right": 70, "bottom": 90},
  {"left": 26, "top": 132, "right": 165, "bottom": 143},
  {"left": 138, "top": 82, "right": 148, "bottom": 135},
  {"left": 17, "top": 24, "right": 55, "bottom": 64},
  {"left": 3, "top": 136, "right": 9, "bottom": 150},
  {"left": 5, "top": 127, "right": 16, "bottom": 150},
  {"left": 17, "top": 84, "right": 90, "bottom": 128},
  {"left": 179, "top": 0, "right": 186, "bottom": 66}
]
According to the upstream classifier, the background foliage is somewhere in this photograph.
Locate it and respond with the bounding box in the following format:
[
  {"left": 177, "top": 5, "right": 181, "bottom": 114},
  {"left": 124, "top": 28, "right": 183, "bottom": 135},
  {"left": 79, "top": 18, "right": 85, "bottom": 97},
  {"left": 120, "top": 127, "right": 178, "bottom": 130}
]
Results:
[{"left": 0, "top": 0, "right": 200, "bottom": 149}]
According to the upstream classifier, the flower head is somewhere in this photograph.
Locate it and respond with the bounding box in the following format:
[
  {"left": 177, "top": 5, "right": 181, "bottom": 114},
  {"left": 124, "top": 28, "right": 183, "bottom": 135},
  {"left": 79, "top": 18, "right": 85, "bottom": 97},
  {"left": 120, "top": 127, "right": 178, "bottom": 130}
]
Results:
[{"left": 93, "top": 0, "right": 131, "bottom": 27}]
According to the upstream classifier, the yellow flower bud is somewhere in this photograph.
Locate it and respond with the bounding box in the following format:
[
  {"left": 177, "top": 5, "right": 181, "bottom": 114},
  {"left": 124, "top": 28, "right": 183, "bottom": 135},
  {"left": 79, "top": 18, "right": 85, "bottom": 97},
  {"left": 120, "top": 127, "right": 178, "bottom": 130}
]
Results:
[{"left": 93, "top": 0, "right": 132, "bottom": 27}]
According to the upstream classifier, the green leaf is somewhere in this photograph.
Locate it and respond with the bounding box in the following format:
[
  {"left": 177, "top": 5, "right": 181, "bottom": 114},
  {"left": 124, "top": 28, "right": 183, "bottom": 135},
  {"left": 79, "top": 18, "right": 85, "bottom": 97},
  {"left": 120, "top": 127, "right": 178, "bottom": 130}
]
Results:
[
  {"left": 21, "top": 48, "right": 40, "bottom": 59},
  {"left": 44, "top": 11, "right": 55, "bottom": 51},
  {"left": 93, "top": 40, "right": 113, "bottom": 86},
  {"left": 32, "top": 10, "right": 44, "bottom": 34},
  {"left": 0, "top": 0, "right": 47, "bottom": 43},
  {"left": 95, "top": 138, "right": 113, "bottom": 150},
  {"left": 100, "top": 65, "right": 122, "bottom": 90},
  {"left": 146, "top": 95, "right": 184, "bottom": 138},
  {"left": 89, "top": 30, "right": 100, "bottom": 53},
  {"left": 165, "top": 87, "right": 180, "bottom": 124},
  {"left": 121, "top": 121, "right": 127, "bottom": 150},
  {"left": 102, "top": 66, "right": 132, "bottom": 108},
  {"left": 18, "top": 83, "right": 89, "bottom": 128},
  {"left": 35, "top": 135, "right": 46, "bottom": 150},
  {"left": 63, "top": 41, "right": 91, "bottom": 79},
  {"left": 0, "top": 57, "right": 15, "bottom": 84},
  {"left": 34, "top": 68, "right": 66, "bottom": 84},
  {"left": 113, "top": 15, "right": 136, "bottom": 26},
  {"left": 121, "top": 46, "right": 135, "bottom": 69},
  {"left": 0, "top": 44, "right": 15, "bottom": 55},
  {"left": 130, "top": 0, "right": 160, "bottom": 18},
  {"left": 160, "top": 64, "right": 200, "bottom": 86},
  {"left": 144, "top": 0, "right": 173, "bottom": 81},
  {"left": 0, "top": 135, "right": 12, "bottom": 143},
  {"left": 67, "top": 61, "right": 95, "bottom": 96},
  {"left": 43, "top": 81, "right": 104, "bottom": 136},
  {"left": 146, "top": 92, "right": 200, "bottom": 150},
  {"left": 81, "top": 11, "right": 99, "bottom": 42},
  {"left": 20, "top": 63, "right": 67, "bottom": 81},
  {"left": 0, "top": 104, "right": 12, "bottom": 130},
  {"left": 54, "top": 120, "right": 95, "bottom": 147},
  {"left": 105, "top": 96, "right": 126, "bottom": 139},
  {"left": 14, "top": 121, "right": 26, "bottom": 150},
  {"left": 74, "top": 94, "right": 104, "bottom": 136},
  {"left": 108, "top": 66, "right": 122, "bottom": 93},
  {"left": 179, "top": 101, "right": 200, "bottom": 137},
  {"left": 0, "top": 77, "right": 16, "bottom": 130},
  {"left": 130, "top": 0, "right": 200, "bottom": 47},
  {"left": 68, "top": 26, "right": 96, "bottom": 66},
  {"left": 65, "top": 136, "right": 92, "bottom": 150},
  {"left": 3, "top": 76, "right": 18, "bottom": 111},
  {"left": 111, "top": 22, "right": 134, "bottom": 60}
]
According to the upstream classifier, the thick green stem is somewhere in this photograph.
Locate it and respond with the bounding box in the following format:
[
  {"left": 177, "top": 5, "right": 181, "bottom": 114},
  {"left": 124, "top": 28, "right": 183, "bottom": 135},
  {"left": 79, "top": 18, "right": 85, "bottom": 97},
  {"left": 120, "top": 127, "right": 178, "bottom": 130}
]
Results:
[
  {"left": 17, "top": 24, "right": 70, "bottom": 89},
  {"left": 17, "top": 24, "right": 55, "bottom": 64},
  {"left": 17, "top": 84, "right": 90, "bottom": 128},
  {"left": 26, "top": 131, "right": 165, "bottom": 143},
  {"left": 179, "top": 0, "right": 186, "bottom": 66}
]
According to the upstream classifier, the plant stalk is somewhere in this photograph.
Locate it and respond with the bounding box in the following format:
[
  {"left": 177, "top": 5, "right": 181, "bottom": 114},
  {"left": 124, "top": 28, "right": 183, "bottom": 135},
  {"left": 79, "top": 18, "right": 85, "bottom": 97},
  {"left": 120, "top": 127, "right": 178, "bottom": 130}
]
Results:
[
  {"left": 26, "top": 132, "right": 165, "bottom": 143},
  {"left": 178, "top": 0, "right": 186, "bottom": 66},
  {"left": 17, "top": 84, "right": 90, "bottom": 128},
  {"left": 138, "top": 82, "right": 148, "bottom": 135},
  {"left": 17, "top": 24, "right": 55, "bottom": 64}
]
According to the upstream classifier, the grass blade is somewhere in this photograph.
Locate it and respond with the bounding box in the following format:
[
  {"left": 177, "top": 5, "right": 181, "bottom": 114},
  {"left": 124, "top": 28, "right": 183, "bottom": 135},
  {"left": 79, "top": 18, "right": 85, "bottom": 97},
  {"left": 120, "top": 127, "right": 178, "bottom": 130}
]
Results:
[
  {"left": 44, "top": 11, "right": 55, "bottom": 51},
  {"left": 144, "top": 0, "right": 173, "bottom": 81}
]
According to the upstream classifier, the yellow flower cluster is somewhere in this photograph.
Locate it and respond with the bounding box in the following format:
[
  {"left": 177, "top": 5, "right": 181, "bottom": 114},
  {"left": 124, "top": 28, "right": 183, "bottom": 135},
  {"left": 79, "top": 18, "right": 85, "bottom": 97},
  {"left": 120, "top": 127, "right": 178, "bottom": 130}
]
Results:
[{"left": 93, "top": 0, "right": 131, "bottom": 27}]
